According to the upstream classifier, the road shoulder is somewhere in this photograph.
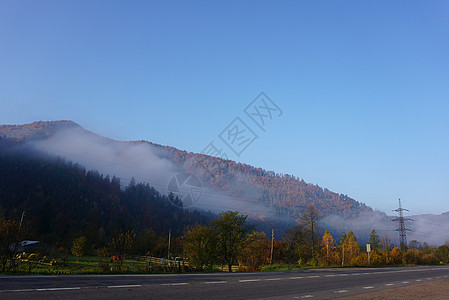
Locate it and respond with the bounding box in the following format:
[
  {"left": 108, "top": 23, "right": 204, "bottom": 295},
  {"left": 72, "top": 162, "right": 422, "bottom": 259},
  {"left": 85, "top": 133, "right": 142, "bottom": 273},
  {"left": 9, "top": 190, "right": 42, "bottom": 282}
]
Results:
[{"left": 340, "top": 279, "right": 449, "bottom": 300}]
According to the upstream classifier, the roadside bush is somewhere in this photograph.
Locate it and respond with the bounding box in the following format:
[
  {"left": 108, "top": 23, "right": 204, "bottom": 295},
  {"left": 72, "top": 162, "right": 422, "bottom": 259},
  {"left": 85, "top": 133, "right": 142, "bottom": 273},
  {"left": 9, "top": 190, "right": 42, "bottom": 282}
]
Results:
[
  {"left": 390, "top": 247, "right": 404, "bottom": 265},
  {"left": 351, "top": 253, "right": 367, "bottom": 266},
  {"left": 369, "top": 249, "right": 385, "bottom": 265},
  {"left": 435, "top": 245, "right": 449, "bottom": 264},
  {"left": 405, "top": 249, "right": 419, "bottom": 265},
  {"left": 419, "top": 253, "right": 438, "bottom": 265},
  {"left": 309, "top": 258, "right": 318, "bottom": 267}
]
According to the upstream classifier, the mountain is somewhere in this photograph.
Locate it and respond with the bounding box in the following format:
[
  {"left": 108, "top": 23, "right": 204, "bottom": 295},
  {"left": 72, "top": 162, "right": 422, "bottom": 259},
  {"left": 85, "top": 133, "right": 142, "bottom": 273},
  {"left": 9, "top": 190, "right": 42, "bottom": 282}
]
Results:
[
  {"left": 0, "top": 121, "right": 376, "bottom": 221},
  {"left": 0, "top": 120, "right": 81, "bottom": 141},
  {"left": 407, "top": 212, "right": 449, "bottom": 245}
]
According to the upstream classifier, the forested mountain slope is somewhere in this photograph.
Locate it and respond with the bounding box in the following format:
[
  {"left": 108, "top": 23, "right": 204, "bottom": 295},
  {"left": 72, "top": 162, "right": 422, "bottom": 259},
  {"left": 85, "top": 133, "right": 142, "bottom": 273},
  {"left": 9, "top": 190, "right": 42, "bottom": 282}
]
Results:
[
  {"left": 1, "top": 121, "right": 375, "bottom": 219},
  {"left": 0, "top": 138, "right": 210, "bottom": 248}
]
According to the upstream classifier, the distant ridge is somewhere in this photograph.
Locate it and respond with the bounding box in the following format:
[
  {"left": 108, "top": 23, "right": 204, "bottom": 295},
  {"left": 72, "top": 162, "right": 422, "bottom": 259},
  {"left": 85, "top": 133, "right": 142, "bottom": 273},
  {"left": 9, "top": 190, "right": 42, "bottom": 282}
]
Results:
[{"left": 0, "top": 120, "right": 80, "bottom": 141}]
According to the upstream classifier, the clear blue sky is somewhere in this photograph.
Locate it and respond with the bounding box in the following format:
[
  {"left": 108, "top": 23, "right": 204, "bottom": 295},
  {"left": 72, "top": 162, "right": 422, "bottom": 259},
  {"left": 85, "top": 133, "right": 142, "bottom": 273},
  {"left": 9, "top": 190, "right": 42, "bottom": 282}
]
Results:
[{"left": 1, "top": 1, "right": 448, "bottom": 214}]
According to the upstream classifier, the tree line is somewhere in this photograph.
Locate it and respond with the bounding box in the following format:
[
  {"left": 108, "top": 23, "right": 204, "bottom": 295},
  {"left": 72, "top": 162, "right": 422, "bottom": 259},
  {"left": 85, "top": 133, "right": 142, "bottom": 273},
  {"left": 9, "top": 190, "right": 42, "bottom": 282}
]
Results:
[
  {"left": 3, "top": 206, "right": 448, "bottom": 273},
  {"left": 183, "top": 206, "right": 449, "bottom": 271}
]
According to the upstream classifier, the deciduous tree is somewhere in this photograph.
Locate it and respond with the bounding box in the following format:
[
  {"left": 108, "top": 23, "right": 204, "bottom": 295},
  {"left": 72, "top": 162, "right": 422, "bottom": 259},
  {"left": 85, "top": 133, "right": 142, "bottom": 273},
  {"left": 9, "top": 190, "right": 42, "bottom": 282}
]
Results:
[
  {"left": 346, "top": 231, "right": 360, "bottom": 264},
  {"left": 213, "top": 211, "right": 254, "bottom": 272},
  {"left": 184, "top": 224, "right": 217, "bottom": 270},
  {"left": 283, "top": 225, "right": 310, "bottom": 264},
  {"left": 321, "top": 230, "right": 336, "bottom": 266},
  {"left": 300, "top": 205, "right": 321, "bottom": 261},
  {"left": 109, "top": 230, "right": 136, "bottom": 261},
  {"left": 238, "top": 231, "right": 270, "bottom": 271}
]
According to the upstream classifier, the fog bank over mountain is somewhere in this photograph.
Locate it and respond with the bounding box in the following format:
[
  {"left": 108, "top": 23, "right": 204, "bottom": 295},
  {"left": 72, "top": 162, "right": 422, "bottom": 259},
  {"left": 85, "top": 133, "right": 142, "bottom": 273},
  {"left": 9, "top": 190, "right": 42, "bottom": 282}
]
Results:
[{"left": 1, "top": 120, "right": 448, "bottom": 245}]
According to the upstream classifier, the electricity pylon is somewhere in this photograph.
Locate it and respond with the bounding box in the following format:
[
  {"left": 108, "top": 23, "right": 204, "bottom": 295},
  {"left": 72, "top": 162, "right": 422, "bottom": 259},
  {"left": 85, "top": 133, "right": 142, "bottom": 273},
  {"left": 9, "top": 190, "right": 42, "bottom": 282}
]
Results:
[{"left": 392, "top": 198, "right": 413, "bottom": 250}]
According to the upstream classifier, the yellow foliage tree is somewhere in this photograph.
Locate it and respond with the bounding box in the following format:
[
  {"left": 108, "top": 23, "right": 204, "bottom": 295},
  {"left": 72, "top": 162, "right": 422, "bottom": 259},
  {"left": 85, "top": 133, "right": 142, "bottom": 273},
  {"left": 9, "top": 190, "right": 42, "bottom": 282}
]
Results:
[
  {"left": 346, "top": 231, "right": 360, "bottom": 265},
  {"left": 370, "top": 249, "right": 385, "bottom": 265},
  {"left": 321, "top": 230, "right": 336, "bottom": 266},
  {"left": 390, "top": 247, "right": 404, "bottom": 265}
]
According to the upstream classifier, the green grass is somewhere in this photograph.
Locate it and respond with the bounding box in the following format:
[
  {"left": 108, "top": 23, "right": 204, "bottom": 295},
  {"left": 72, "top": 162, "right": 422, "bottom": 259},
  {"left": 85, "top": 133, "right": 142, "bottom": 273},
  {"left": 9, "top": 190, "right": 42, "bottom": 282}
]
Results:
[
  {"left": 1, "top": 255, "right": 228, "bottom": 275},
  {"left": 5, "top": 257, "right": 440, "bottom": 275},
  {"left": 1, "top": 255, "right": 151, "bottom": 275},
  {"left": 261, "top": 264, "right": 306, "bottom": 271}
]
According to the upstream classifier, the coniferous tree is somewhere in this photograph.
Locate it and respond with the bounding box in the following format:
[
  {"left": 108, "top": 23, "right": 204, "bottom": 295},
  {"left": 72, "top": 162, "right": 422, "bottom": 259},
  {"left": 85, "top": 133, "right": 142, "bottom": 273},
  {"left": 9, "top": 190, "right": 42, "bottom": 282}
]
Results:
[{"left": 368, "top": 229, "right": 380, "bottom": 250}]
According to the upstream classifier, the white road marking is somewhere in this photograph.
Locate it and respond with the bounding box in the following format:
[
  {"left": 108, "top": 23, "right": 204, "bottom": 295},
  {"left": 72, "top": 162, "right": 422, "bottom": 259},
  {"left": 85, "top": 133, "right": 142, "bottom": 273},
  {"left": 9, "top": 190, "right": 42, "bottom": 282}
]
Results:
[
  {"left": 363, "top": 286, "right": 374, "bottom": 289},
  {"left": 239, "top": 279, "right": 261, "bottom": 282},
  {"left": 300, "top": 295, "right": 314, "bottom": 298},
  {"left": 335, "top": 290, "right": 348, "bottom": 293},
  {"left": 289, "top": 277, "right": 304, "bottom": 279},
  {"left": 402, "top": 281, "right": 410, "bottom": 284},
  {"left": 265, "top": 278, "right": 282, "bottom": 281},
  {"left": 0, "top": 289, "right": 35, "bottom": 293},
  {"left": 204, "top": 281, "right": 227, "bottom": 284},
  {"left": 427, "top": 278, "right": 433, "bottom": 280},
  {"left": 325, "top": 275, "right": 336, "bottom": 277},
  {"left": 338, "top": 274, "right": 348, "bottom": 276},
  {"left": 107, "top": 285, "right": 141, "bottom": 288},
  {"left": 36, "top": 287, "right": 81, "bottom": 291},
  {"left": 415, "top": 279, "right": 422, "bottom": 282},
  {"left": 306, "top": 276, "right": 320, "bottom": 278},
  {"left": 385, "top": 283, "right": 395, "bottom": 286},
  {"left": 161, "top": 283, "right": 189, "bottom": 286}
]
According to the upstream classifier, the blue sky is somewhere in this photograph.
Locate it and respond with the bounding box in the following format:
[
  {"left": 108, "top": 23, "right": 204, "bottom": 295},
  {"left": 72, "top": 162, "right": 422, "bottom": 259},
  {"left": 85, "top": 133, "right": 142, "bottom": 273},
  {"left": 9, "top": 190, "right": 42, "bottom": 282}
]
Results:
[{"left": 1, "top": 1, "right": 448, "bottom": 214}]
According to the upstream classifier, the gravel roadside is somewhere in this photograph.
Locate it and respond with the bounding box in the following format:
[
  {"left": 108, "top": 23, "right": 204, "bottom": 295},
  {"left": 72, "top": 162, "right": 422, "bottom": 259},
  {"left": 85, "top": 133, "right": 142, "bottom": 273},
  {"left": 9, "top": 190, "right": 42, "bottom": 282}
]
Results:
[{"left": 339, "top": 279, "right": 449, "bottom": 299}]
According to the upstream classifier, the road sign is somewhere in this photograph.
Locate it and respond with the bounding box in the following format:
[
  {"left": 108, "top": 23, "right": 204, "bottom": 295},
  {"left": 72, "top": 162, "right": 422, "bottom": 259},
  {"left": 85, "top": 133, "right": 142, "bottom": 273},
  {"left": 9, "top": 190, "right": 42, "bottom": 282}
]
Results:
[{"left": 366, "top": 244, "right": 371, "bottom": 265}]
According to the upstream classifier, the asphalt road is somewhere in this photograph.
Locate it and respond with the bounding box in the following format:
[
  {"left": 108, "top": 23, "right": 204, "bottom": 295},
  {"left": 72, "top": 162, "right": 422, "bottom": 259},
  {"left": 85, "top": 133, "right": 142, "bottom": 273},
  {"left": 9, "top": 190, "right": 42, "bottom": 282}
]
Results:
[{"left": 0, "top": 266, "right": 448, "bottom": 299}]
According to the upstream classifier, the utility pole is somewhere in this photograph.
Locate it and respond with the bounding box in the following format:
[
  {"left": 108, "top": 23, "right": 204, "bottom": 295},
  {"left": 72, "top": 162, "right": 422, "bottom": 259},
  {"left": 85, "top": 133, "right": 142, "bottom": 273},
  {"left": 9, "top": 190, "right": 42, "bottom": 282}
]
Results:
[
  {"left": 270, "top": 227, "right": 275, "bottom": 265},
  {"left": 392, "top": 199, "right": 412, "bottom": 250},
  {"left": 311, "top": 220, "right": 315, "bottom": 261},
  {"left": 167, "top": 229, "right": 171, "bottom": 262},
  {"left": 19, "top": 210, "right": 26, "bottom": 229},
  {"left": 17, "top": 210, "right": 26, "bottom": 241}
]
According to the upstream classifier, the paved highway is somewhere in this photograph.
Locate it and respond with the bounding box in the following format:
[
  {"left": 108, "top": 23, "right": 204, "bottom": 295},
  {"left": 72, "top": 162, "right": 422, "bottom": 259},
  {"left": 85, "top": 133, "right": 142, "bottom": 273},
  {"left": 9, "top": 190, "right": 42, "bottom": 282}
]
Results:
[{"left": 0, "top": 266, "right": 448, "bottom": 299}]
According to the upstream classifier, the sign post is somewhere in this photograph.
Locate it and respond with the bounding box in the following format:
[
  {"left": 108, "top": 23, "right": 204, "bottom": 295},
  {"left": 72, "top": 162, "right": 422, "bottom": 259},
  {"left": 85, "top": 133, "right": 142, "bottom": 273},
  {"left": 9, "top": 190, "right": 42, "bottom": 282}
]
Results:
[{"left": 366, "top": 243, "right": 371, "bottom": 265}]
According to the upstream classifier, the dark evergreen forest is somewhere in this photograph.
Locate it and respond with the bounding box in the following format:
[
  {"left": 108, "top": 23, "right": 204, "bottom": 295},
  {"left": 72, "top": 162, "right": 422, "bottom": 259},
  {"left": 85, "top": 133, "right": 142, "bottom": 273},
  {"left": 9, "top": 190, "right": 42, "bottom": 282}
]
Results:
[{"left": 0, "top": 137, "right": 211, "bottom": 252}]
